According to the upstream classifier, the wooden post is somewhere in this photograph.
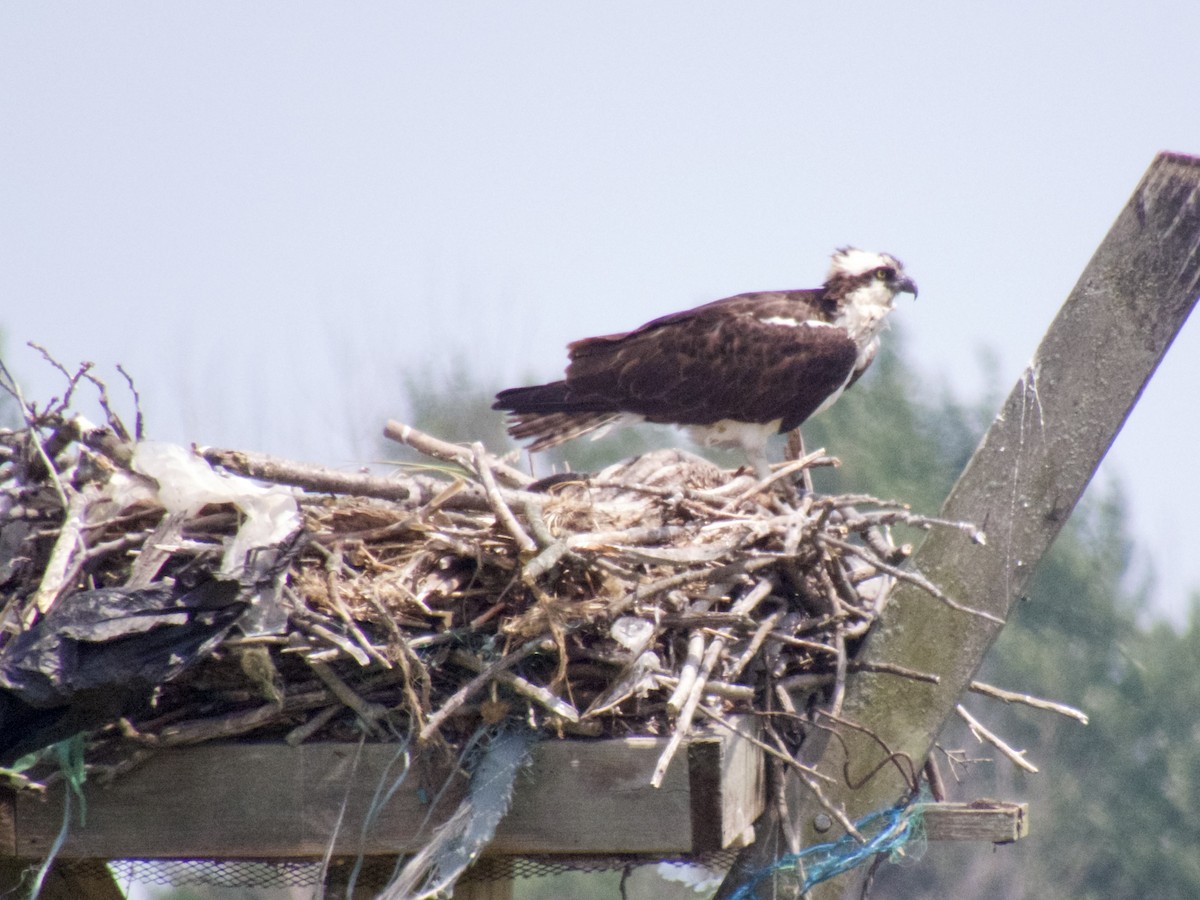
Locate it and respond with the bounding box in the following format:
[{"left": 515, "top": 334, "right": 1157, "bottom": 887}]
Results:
[
  {"left": 452, "top": 859, "right": 516, "bottom": 900},
  {"left": 0, "top": 859, "right": 125, "bottom": 900},
  {"left": 716, "top": 151, "right": 1200, "bottom": 899}
]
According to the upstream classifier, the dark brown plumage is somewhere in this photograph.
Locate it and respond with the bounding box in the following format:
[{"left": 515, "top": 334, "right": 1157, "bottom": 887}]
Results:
[{"left": 494, "top": 248, "right": 916, "bottom": 474}]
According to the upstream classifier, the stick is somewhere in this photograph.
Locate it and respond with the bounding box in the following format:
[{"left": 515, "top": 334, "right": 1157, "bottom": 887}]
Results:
[
  {"left": 308, "top": 660, "right": 391, "bottom": 737},
  {"left": 384, "top": 419, "right": 531, "bottom": 486},
  {"left": 724, "top": 609, "right": 785, "bottom": 682},
  {"left": 652, "top": 578, "right": 774, "bottom": 787},
  {"left": 956, "top": 703, "right": 1039, "bottom": 773},
  {"left": 667, "top": 602, "right": 710, "bottom": 714},
  {"left": 198, "top": 445, "right": 414, "bottom": 501},
  {"left": 656, "top": 675, "right": 755, "bottom": 702},
  {"left": 285, "top": 704, "right": 343, "bottom": 745},
  {"left": 818, "top": 533, "right": 1005, "bottom": 624},
  {"left": 449, "top": 649, "right": 581, "bottom": 722},
  {"left": 418, "top": 638, "right": 545, "bottom": 742},
  {"left": 473, "top": 443, "right": 537, "bottom": 556},
  {"left": 26, "top": 486, "right": 88, "bottom": 622},
  {"left": 968, "top": 680, "right": 1088, "bottom": 724},
  {"left": 319, "top": 543, "right": 394, "bottom": 669}
]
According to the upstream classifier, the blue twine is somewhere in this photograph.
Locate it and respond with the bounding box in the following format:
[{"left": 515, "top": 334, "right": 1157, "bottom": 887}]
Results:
[
  {"left": 730, "top": 799, "right": 925, "bottom": 899},
  {"left": 29, "top": 736, "right": 89, "bottom": 900}
]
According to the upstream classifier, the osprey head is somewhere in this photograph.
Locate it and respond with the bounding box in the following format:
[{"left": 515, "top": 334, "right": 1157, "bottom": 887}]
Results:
[
  {"left": 823, "top": 247, "right": 917, "bottom": 347},
  {"left": 826, "top": 247, "right": 918, "bottom": 300}
]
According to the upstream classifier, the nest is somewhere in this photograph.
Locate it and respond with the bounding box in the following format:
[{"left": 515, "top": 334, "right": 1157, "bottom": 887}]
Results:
[{"left": 0, "top": 375, "right": 991, "bottom": 799}]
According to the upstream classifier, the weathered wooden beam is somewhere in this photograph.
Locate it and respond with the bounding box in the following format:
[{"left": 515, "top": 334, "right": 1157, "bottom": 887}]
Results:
[
  {"left": 921, "top": 801, "right": 1027, "bottom": 844},
  {"left": 717, "top": 151, "right": 1200, "bottom": 899},
  {"left": 6, "top": 725, "right": 762, "bottom": 860}
]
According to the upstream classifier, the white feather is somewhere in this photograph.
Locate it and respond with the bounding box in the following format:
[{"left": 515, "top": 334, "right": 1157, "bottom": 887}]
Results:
[
  {"left": 687, "top": 418, "right": 780, "bottom": 453},
  {"left": 759, "top": 315, "right": 835, "bottom": 329},
  {"left": 827, "top": 247, "right": 899, "bottom": 280}
]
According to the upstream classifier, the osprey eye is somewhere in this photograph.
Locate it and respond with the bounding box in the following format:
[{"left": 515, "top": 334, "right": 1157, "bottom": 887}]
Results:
[{"left": 875, "top": 267, "right": 894, "bottom": 281}]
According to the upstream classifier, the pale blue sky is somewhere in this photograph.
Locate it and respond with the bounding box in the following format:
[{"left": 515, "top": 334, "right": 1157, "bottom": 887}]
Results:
[{"left": 3, "top": 3, "right": 1199, "bottom": 617}]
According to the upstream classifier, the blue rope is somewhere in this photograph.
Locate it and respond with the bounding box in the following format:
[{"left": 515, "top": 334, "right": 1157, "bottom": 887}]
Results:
[{"left": 730, "top": 799, "right": 925, "bottom": 899}]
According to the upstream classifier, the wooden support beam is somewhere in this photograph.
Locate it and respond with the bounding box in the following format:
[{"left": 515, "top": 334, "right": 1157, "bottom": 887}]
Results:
[
  {"left": 5, "top": 723, "right": 762, "bottom": 860},
  {"left": 717, "top": 151, "right": 1200, "bottom": 899},
  {"left": 452, "top": 859, "right": 516, "bottom": 900}
]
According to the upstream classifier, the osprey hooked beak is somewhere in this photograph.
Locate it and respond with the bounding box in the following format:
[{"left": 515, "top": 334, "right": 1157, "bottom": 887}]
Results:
[{"left": 895, "top": 273, "right": 918, "bottom": 300}]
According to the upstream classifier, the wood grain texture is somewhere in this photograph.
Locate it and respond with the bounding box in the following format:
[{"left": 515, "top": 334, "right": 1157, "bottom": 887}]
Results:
[
  {"left": 921, "top": 801, "right": 1028, "bottom": 843},
  {"left": 687, "top": 717, "right": 764, "bottom": 849},
  {"left": 9, "top": 728, "right": 761, "bottom": 859}
]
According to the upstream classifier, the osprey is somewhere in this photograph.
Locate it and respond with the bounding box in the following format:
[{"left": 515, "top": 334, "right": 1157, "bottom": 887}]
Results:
[{"left": 493, "top": 248, "right": 917, "bottom": 476}]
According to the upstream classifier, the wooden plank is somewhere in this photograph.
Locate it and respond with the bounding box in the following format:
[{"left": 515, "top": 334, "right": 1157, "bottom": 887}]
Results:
[
  {"left": 13, "top": 743, "right": 442, "bottom": 859},
  {"left": 10, "top": 728, "right": 754, "bottom": 859},
  {"left": 921, "top": 801, "right": 1028, "bottom": 844},
  {"left": 688, "top": 717, "right": 764, "bottom": 849},
  {"left": 717, "top": 152, "right": 1200, "bottom": 899},
  {"left": 495, "top": 736, "right": 694, "bottom": 854},
  {"left": 0, "top": 790, "right": 15, "bottom": 856}
]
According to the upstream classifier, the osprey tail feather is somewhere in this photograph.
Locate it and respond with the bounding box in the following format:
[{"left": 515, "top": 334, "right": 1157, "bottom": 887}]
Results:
[{"left": 493, "top": 382, "right": 624, "bottom": 451}]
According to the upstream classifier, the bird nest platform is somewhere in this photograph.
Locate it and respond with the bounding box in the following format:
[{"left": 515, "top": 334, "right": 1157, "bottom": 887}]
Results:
[
  {"left": 1, "top": 365, "right": 1036, "bottom": 900},
  {"left": 0, "top": 375, "right": 985, "bottom": 794}
]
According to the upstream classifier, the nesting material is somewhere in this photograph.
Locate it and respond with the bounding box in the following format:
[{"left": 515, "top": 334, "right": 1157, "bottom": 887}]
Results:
[{"left": 0, "top": 385, "right": 986, "bottom": 790}]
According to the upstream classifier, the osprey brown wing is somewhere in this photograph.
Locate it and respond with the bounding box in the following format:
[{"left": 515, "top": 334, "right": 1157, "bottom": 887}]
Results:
[{"left": 563, "top": 290, "right": 859, "bottom": 433}]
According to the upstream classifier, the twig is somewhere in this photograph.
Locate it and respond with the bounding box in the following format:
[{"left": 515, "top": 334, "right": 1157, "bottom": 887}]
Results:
[
  {"left": 956, "top": 703, "right": 1039, "bottom": 773},
  {"left": 732, "top": 448, "right": 827, "bottom": 503},
  {"left": 724, "top": 609, "right": 785, "bottom": 682},
  {"left": 449, "top": 649, "right": 581, "bottom": 722},
  {"left": 198, "top": 446, "right": 412, "bottom": 501},
  {"left": 362, "top": 586, "right": 432, "bottom": 731},
  {"left": 699, "top": 707, "right": 836, "bottom": 786},
  {"left": 384, "top": 419, "right": 531, "bottom": 486},
  {"left": 652, "top": 578, "right": 774, "bottom": 786},
  {"left": 12, "top": 382, "right": 70, "bottom": 507},
  {"left": 667, "top": 595, "right": 713, "bottom": 713},
  {"left": 818, "top": 533, "right": 1005, "bottom": 625},
  {"left": 26, "top": 486, "right": 88, "bottom": 622},
  {"left": 136, "top": 702, "right": 291, "bottom": 746},
  {"left": 473, "top": 443, "right": 537, "bottom": 557},
  {"left": 294, "top": 617, "right": 373, "bottom": 666},
  {"left": 115, "top": 364, "right": 144, "bottom": 440},
  {"left": 848, "top": 661, "right": 940, "bottom": 684},
  {"left": 655, "top": 675, "right": 754, "bottom": 702},
  {"left": 318, "top": 542, "right": 394, "bottom": 669},
  {"left": 520, "top": 498, "right": 575, "bottom": 582},
  {"left": 285, "top": 705, "right": 343, "bottom": 745},
  {"left": 307, "top": 660, "right": 391, "bottom": 737},
  {"left": 81, "top": 369, "right": 131, "bottom": 441},
  {"left": 969, "top": 680, "right": 1088, "bottom": 724},
  {"left": 418, "top": 638, "right": 545, "bottom": 742},
  {"left": 829, "top": 624, "right": 848, "bottom": 718}
]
